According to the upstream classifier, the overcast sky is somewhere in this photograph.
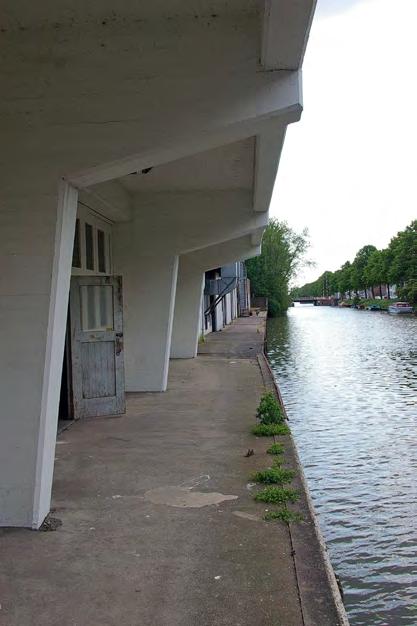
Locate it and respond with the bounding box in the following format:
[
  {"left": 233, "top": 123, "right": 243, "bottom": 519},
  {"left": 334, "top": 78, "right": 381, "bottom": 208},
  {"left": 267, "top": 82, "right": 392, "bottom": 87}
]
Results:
[{"left": 270, "top": 0, "right": 417, "bottom": 285}]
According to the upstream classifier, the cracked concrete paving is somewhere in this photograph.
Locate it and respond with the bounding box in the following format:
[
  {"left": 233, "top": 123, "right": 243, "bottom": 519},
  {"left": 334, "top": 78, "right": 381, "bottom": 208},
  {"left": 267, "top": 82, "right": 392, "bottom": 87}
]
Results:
[{"left": 0, "top": 316, "right": 344, "bottom": 626}]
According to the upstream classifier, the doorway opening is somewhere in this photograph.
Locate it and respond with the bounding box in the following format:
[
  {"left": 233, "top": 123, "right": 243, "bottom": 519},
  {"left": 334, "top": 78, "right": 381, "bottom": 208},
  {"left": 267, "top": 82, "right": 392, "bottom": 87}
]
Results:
[
  {"left": 58, "top": 311, "right": 73, "bottom": 431},
  {"left": 57, "top": 202, "right": 126, "bottom": 428}
]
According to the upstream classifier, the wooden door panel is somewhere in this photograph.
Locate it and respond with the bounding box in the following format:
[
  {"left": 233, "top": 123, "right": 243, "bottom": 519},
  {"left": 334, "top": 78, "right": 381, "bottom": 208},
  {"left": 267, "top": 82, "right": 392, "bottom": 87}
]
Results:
[
  {"left": 70, "top": 276, "right": 125, "bottom": 418},
  {"left": 81, "top": 341, "right": 116, "bottom": 398}
]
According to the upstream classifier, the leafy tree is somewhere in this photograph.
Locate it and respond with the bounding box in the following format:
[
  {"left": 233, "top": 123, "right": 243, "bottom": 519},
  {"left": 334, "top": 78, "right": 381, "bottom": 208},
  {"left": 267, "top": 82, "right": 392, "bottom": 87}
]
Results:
[
  {"left": 380, "top": 248, "right": 392, "bottom": 298},
  {"left": 338, "top": 261, "right": 353, "bottom": 299},
  {"left": 351, "top": 245, "right": 377, "bottom": 298},
  {"left": 398, "top": 279, "right": 417, "bottom": 305},
  {"left": 321, "top": 271, "right": 333, "bottom": 296},
  {"left": 331, "top": 269, "right": 342, "bottom": 296},
  {"left": 292, "top": 269, "right": 344, "bottom": 299},
  {"left": 246, "top": 219, "right": 310, "bottom": 316},
  {"left": 387, "top": 220, "right": 417, "bottom": 286},
  {"left": 364, "top": 250, "right": 384, "bottom": 298}
]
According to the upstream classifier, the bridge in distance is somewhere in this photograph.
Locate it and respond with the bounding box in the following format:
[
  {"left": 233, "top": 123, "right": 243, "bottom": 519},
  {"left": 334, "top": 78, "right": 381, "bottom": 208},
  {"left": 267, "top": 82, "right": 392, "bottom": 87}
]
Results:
[{"left": 292, "top": 296, "right": 337, "bottom": 306}]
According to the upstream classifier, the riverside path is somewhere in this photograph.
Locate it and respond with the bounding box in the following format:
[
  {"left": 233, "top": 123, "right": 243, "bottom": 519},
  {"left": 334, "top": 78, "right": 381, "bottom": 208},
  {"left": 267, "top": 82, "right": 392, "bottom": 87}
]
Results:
[{"left": 0, "top": 316, "right": 346, "bottom": 626}]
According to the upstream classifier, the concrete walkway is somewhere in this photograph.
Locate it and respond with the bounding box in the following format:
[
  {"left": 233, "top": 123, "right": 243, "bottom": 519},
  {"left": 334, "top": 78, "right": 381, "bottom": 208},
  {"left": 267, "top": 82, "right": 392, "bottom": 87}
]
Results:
[{"left": 0, "top": 317, "right": 345, "bottom": 626}]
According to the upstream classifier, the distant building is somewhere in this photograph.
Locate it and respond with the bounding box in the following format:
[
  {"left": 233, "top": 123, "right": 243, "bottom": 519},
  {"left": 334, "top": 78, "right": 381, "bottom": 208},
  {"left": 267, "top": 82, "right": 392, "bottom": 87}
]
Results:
[{"left": 202, "top": 262, "right": 251, "bottom": 335}]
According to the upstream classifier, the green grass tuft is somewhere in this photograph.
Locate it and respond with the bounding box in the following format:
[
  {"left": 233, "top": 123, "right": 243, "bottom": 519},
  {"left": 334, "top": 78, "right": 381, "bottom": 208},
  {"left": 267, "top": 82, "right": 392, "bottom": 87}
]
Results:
[
  {"left": 254, "top": 486, "right": 300, "bottom": 504},
  {"left": 267, "top": 443, "right": 285, "bottom": 455},
  {"left": 264, "top": 509, "right": 303, "bottom": 524},
  {"left": 251, "top": 423, "right": 290, "bottom": 437},
  {"left": 251, "top": 467, "right": 295, "bottom": 485}
]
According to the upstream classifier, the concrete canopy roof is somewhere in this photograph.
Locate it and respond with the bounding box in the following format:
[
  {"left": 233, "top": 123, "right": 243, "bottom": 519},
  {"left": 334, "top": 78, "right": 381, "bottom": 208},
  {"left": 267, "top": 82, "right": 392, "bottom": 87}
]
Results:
[
  {"left": 1, "top": 0, "right": 259, "bottom": 30},
  {"left": 2, "top": 0, "right": 315, "bottom": 73},
  {"left": 2, "top": 0, "right": 313, "bottom": 222},
  {"left": 261, "top": 0, "right": 316, "bottom": 70},
  {"left": 118, "top": 138, "right": 255, "bottom": 194}
]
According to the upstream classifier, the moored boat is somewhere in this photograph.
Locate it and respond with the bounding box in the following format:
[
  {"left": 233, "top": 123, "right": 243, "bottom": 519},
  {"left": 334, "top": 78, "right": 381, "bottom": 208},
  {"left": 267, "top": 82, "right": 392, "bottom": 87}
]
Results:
[
  {"left": 388, "top": 302, "right": 414, "bottom": 314},
  {"left": 366, "top": 304, "right": 381, "bottom": 311}
]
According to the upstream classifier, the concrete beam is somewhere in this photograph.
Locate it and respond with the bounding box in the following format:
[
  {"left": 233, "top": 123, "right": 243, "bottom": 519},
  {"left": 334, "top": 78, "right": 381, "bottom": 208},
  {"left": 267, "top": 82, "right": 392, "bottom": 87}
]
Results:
[
  {"left": 69, "top": 70, "right": 302, "bottom": 188},
  {"left": 79, "top": 181, "right": 132, "bottom": 222},
  {"left": 251, "top": 228, "right": 265, "bottom": 246},
  {"left": 253, "top": 124, "right": 288, "bottom": 212},
  {"left": 115, "top": 190, "right": 268, "bottom": 258},
  {"left": 261, "top": 0, "right": 317, "bottom": 71},
  {"left": 186, "top": 235, "right": 260, "bottom": 272}
]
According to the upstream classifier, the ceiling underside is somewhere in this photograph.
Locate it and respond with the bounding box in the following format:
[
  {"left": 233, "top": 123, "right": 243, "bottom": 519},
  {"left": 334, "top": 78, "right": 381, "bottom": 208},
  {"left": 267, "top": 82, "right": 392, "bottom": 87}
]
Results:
[
  {"left": 2, "top": 0, "right": 260, "bottom": 30},
  {"left": 117, "top": 138, "right": 255, "bottom": 194}
]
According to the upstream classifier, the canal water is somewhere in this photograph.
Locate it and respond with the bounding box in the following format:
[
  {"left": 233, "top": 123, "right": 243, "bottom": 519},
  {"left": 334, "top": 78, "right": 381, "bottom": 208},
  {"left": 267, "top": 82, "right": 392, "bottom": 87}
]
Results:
[{"left": 267, "top": 306, "right": 417, "bottom": 626}]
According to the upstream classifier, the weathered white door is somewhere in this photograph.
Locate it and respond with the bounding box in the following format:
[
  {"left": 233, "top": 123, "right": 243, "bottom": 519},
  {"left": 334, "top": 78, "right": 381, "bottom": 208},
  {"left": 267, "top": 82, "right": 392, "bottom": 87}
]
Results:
[{"left": 70, "top": 276, "right": 125, "bottom": 418}]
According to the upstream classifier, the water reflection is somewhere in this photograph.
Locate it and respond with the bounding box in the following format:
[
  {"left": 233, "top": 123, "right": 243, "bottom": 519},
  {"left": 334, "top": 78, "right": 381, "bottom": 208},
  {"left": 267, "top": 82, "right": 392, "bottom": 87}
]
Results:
[{"left": 267, "top": 306, "right": 417, "bottom": 626}]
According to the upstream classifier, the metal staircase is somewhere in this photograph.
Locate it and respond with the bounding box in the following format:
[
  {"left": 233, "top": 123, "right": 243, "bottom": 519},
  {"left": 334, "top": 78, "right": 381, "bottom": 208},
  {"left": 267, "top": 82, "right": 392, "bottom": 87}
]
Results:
[{"left": 204, "top": 277, "right": 237, "bottom": 319}]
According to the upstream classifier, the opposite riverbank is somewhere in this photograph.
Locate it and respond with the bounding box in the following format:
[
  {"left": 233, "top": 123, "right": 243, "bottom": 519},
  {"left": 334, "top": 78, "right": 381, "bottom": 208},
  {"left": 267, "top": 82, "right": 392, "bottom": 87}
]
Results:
[
  {"left": 1, "top": 316, "right": 347, "bottom": 626},
  {"left": 339, "top": 298, "right": 416, "bottom": 311}
]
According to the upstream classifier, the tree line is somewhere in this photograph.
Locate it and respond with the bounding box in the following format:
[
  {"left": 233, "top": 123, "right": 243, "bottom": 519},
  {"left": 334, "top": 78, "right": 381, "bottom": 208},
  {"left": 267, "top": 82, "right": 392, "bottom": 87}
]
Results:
[
  {"left": 292, "top": 220, "right": 417, "bottom": 304},
  {"left": 246, "top": 218, "right": 310, "bottom": 316}
]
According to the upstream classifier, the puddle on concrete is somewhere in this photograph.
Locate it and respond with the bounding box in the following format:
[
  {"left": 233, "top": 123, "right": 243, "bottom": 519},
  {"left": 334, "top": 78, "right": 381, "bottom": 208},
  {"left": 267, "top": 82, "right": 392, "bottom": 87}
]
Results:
[{"left": 145, "top": 475, "right": 237, "bottom": 508}]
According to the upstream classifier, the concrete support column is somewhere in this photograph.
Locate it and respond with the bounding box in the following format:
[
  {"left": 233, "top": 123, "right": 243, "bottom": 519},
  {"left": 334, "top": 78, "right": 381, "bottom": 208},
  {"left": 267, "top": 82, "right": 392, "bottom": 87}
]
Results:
[
  {"left": 0, "top": 181, "right": 77, "bottom": 528},
  {"left": 120, "top": 254, "right": 179, "bottom": 392},
  {"left": 171, "top": 257, "right": 204, "bottom": 359}
]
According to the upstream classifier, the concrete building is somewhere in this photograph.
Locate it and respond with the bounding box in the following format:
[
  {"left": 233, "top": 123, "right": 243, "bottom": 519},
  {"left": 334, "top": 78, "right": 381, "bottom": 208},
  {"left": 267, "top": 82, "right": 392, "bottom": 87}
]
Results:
[{"left": 0, "top": 1, "right": 315, "bottom": 528}]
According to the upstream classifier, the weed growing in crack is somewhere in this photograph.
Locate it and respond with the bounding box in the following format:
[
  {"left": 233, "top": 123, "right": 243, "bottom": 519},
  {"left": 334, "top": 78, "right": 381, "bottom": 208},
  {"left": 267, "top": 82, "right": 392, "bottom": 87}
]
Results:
[
  {"left": 263, "top": 509, "right": 303, "bottom": 524},
  {"left": 254, "top": 486, "right": 300, "bottom": 504},
  {"left": 251, "top": 467, "right": 295, "bottom": 485},
  {"left": 267, "top": 443, "right": 285, "bottom": 455},
  {"left": 271, "top": 455, "right": 284, "bottom": 467},
  {"left": 251, "top": 423, "right": 290, "bottom": 437}
]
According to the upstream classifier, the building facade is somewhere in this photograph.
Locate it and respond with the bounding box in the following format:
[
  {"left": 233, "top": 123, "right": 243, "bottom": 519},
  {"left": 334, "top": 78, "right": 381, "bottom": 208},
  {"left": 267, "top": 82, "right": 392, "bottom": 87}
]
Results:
[{"left": 0, "top": 1, "right": 315, "bottom": 527}]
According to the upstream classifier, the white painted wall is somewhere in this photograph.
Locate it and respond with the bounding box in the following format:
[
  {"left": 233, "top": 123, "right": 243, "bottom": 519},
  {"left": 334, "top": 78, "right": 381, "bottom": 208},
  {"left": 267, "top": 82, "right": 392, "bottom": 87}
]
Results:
[{"left": 0, "top": 188, "right": 55, "bottom": 527}]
